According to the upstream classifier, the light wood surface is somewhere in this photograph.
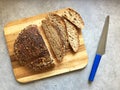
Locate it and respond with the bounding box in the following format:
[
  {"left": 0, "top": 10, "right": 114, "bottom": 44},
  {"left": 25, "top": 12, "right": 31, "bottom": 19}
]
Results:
[{"left": 4, "top": 8, "right": 88, "bottom": 83}]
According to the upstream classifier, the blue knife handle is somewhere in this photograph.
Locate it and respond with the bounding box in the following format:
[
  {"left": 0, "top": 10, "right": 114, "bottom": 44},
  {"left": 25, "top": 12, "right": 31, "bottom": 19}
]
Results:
[{"left": 89, "top": 54, "right": 102, "bottom": 81}]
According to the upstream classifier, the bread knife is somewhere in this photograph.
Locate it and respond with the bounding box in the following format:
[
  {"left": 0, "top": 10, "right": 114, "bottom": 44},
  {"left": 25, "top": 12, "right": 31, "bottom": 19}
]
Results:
[{"left": 89, "top": 16, "right": 110, "bottom": 81}]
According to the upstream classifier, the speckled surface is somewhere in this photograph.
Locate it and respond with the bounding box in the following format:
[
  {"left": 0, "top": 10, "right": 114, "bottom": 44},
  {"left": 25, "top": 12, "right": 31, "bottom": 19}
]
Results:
[{"left": 0, "top": 0, "right": 120, "bottom": 90}]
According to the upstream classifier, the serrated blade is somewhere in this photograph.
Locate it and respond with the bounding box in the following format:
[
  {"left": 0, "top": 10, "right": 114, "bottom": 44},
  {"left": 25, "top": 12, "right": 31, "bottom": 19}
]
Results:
[{"left": 97, "top": 16, "right": 109, "bottom": 55}]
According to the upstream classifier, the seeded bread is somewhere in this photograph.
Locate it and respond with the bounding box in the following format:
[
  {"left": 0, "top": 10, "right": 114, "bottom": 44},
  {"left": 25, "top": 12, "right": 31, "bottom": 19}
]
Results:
[
  {"left": 14, "top": 25, "right": 54, "bottom": 72},
  {"left": 41, "top": 19, "right": 64, "bottom": 62},
  {"left": 27, "top": 56, "right": 55, "bottom": 72},
  {"left": 64, "top": 19, "right": 79, "bottom": 52},
  {"left": 48, "top": 13, "right": 69, "bottom": 51},
  {"left": 63, "top": 8, "right": 84, "bottom": 30}
]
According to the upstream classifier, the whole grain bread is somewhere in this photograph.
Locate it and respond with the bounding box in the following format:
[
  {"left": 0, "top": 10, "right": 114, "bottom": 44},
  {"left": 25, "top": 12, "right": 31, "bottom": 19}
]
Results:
[
  {"left": 27, "top": 56, "right": 55, "bottom": 72},
  {"left": 48, "top": 13, "right": 69, "bottom": 51},
  {"left": 63, "top": 8, "right": 84, "bottom": 30},
  {"left": 14, "top": 25, "right": 54, "bottom": 72},
  {"left": 41, "top": 19, "right": 64, "bottom": 62},
  {"left": 64, "top": 19, "right": 79, "bottom": 52}
]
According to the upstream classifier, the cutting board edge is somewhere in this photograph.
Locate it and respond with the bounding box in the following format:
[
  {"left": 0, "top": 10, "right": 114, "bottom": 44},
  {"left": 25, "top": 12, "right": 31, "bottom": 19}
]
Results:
[{"left": 16, "top": 60, "right": 88, "bottom": 83}]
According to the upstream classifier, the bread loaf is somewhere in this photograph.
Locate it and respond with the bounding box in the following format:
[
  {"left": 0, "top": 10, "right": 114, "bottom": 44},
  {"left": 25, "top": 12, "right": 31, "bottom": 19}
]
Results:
[
  {"left": 63, "top": 8, "right": 84, "bottom": 30},
  {"left": 14, "top": 25, "right": 54, "bottom": 72},
  {"left": 64, "top": 19, "right": 79, "bottom": 52},
  {"left": 41, "top": 19, "right": 64, "bottom": 62}
]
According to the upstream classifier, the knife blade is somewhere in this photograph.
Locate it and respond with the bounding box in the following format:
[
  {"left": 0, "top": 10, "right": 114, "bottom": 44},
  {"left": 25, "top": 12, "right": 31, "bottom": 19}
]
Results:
[{"left": 89, "top": 16, "right": 110, "bottom": 82}]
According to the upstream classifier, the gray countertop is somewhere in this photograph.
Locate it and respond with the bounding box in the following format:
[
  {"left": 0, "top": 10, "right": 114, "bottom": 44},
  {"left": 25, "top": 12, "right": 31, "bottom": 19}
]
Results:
[{"left": 0, "top": 0, "right": 120, "bottom": 90}]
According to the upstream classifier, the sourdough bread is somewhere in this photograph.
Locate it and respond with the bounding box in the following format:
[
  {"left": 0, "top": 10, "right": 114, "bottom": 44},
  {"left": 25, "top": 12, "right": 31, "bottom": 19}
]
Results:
[
  {"left": 63, "top": 8, "right": 84, "bottom": 30},
  {"left": 27, "top": 56, "right": 55, "bottom": 72},
  {"left": 48, "top": 13, "right": 69, "bottom": 51},
  {"left": 14, "top": 25, "right": 54, "bottom": 72},
  {"left": 64, "top": 19, "right": 79, "bottom": 52},
  {"left": 41, "top": 19, "right": 64, "bottom": 62}
]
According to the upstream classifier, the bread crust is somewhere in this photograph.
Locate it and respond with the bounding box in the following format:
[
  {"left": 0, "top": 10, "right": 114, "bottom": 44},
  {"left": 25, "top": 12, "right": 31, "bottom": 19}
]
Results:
[
  {"left": 63, "top": 8, "right": 84, "bottom": 30},
  {"left": 14, "top": 25, "right": 54, "bottom": 72}
]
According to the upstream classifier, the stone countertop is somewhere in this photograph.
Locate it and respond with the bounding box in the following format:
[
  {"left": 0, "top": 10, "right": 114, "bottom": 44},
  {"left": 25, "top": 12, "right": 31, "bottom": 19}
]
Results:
[{"left": 0, "top": 0, "right": 120, "bottom": 90}]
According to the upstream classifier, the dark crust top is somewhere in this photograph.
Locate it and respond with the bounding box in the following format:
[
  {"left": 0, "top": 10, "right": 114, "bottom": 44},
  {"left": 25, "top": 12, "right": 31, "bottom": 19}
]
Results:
[{"left": 14, "top": 25, "right": 54, "bottom": 71}]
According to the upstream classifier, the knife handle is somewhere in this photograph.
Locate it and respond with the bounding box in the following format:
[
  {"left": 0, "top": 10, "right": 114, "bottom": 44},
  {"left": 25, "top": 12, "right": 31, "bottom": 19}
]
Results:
[{"left": 89, "top": 54, "right": 102, "bottom": 81}]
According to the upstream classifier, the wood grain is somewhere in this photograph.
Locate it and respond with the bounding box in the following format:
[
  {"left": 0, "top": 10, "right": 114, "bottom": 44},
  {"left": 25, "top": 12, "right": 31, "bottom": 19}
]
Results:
[{"left": 4, "top": 8, "right": 88, "bottom": 83}]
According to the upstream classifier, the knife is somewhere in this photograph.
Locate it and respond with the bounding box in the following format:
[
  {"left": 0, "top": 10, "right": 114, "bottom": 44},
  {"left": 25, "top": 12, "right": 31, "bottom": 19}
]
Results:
[{"left": 89, "top": 16, "right": 110, "bottom": 82}]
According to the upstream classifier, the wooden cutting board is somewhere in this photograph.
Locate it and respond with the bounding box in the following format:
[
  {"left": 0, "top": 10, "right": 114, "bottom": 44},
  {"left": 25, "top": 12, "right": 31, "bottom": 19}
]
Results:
[{"left": 4, "top": 8, "right": 88, "bottom": 83}]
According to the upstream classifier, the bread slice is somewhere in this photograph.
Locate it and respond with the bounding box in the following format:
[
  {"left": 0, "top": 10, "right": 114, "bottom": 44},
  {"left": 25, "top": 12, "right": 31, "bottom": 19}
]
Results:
[
  {"left": 41, "top": 19, "right": 64, "bottom": 62},
  {"left": 48, "top": 13, "right": 69, "bottom": 51},
  {"left": 64, "top": 19, "right": 79, "bottom": 52},
  {"left": 14, "top": 25, "right": 54, "bottom": 72},
  {"left": 63, "top": 8, "right": 84, "bottom": 30}
]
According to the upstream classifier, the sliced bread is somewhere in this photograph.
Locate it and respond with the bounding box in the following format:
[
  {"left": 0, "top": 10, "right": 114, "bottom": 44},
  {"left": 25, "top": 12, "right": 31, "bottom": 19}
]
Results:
[
  {"left": 48, "top": 13, "right": 69, "bottom": 51},
  {"left": 41, "top": 19, "right": 64, "bottom": 62},
  {"left": 63, "top": 8, "right": 84, "bottom": 30},
  {"left": 64, "top": 19, "right": 79, "bottom": 52}
]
